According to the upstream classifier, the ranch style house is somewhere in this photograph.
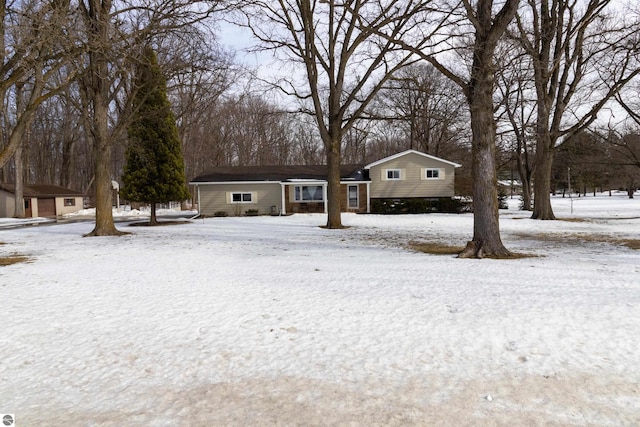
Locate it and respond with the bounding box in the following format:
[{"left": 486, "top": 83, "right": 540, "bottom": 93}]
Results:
[{"left": 190, "top": 150, "right": 461, "bottom": 217}]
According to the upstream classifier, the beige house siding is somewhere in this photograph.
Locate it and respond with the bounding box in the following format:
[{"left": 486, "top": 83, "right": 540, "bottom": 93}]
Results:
[
  {"left": 0, "top": 191, "right": 12, "bottom": 217},
  {"left": 0, "top": 192, "right": 83, "bottom": 217},
  {"left": 368, "top": 152, "right": 456, "bottom": 199},
  {"left": 55, "top": 197, "right": 84, "bottom": 216},
  {"left": 198, "top": 183, "right": 282, "bottom": 216}
]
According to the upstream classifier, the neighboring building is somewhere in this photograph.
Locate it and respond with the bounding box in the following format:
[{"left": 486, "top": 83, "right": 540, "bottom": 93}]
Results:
[
  {"left": 0, "top": 183, "right": 84, "bottom": 218},
  {"left": 190, "top": 150, "right": 461, "bottom": 216}
]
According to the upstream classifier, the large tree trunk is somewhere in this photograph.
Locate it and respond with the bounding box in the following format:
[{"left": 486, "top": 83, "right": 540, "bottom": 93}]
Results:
[
  {"left": 459, "top": 77, "right": 511, "bottom": 258},
  {"left": 87, "top": 109, "right": 120, "bottom": 236},
  {"left": 459, "top": 15, "right": 513, "bottom": 258},
  {"left": 531, "top": 135, "right": 556, "bottom": 219},
  {"left": 13, "top": 143, "right": 24, "bottom": 218},
  {"left": 84, "top": 53, "right": 120, "bottom": 236},
  {"left": 150, "top": 202, "right": 158, "bottom": 225},
  {"left": 325, "top": 139, "right": 343, "bottom": 229},
  {"left": 82, "top": 0, "right": 122, "bottom": 237},
  {"left": 518, "top": 157, "right": 533, "bottom": 211}
]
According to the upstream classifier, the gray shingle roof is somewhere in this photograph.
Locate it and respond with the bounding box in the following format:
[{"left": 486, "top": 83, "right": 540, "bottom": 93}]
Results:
[{"left": 190, "top": 164, "right": 366, "bottom": 183}]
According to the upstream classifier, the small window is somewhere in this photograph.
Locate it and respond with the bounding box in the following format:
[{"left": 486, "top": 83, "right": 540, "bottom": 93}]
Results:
[
  {"left": 231, "top": 192, "right": 253, "bottom": 203},
  {"left": 386, "top": 169, "right": 401, "bottom": 180},
  {"left": 348, "top": 185, "right": 359, "bottom": 208},
  {"left": 24, "top": 199, "right": 30, "bottom": 209},
  {"left": 294, "top": 185, "right": 324, "bottom": 202},
  {"left": 425, "top": 169, "right": 440, "bottom": 179},
  {"left": 64, "top": 198, "right": 76, "bottom": 207}
]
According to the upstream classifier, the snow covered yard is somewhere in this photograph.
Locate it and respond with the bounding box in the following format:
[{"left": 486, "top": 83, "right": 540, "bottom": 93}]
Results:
[{"left": 1, "top": 194, "right": 639, "bottom": 426}]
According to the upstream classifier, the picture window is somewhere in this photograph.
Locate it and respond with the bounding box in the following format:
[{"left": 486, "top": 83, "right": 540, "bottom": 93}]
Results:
[{"left": 294, "top": 185, "right": 324, "bottom": 202}]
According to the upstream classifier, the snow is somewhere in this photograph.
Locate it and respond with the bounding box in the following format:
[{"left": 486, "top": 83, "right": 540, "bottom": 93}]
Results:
[{"left": 1, "top": 193, "right": 639, "bottom": 425}]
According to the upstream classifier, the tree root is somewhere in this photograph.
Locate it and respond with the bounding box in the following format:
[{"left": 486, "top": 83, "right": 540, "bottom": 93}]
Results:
[
  {"left": 83, "top": 228, "right": 130, "bottom": 237},
  {"left": 457, "top": 239, "right": 515, "bottom": 259}
]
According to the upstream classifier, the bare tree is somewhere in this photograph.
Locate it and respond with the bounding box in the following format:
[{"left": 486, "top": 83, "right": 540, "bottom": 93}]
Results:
[
  {"left": 235, "top": 0, "right": 444, "bottom": 228},
  {"left": 371, "top": 0, "right": 520, "bottom": 257},
  {"left": 609, "top": 132, "right": 640, "bottom": 198},
  {"left": 0, "top": 0, "right": 77, "bottom": 217},
  {"left": 74, "top": 0, "right": 224, "bottom": 236},
  {"left": 495, "top": 42, "right": 535, "bottom": 209},
  {"left": 373, "top": 63, "right": 468, "bottom": 158},
  {"left": 166, "top": 40, "right": 241, "bottom": 179},
  {"left": 290, "top": 114, "right": 325, "bottom": 165},
  {"left": 513, "top": 0, "right": 640, "bottom": 220}
]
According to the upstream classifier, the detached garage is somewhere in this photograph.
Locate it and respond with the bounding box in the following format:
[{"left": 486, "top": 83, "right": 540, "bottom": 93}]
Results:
[{"left": 0, "top": 183, "right": 84, "bottom": 218}]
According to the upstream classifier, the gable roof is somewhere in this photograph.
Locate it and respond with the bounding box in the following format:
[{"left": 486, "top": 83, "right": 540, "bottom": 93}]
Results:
[
  {"left": 0, "top": 183, "right": 84, "bottom": 198},
  {"left": 191, "top": 164, "right": 366, "bottom": 183},
  {"left": 364, "top": 149, "right": 462, "bottom": 169}
]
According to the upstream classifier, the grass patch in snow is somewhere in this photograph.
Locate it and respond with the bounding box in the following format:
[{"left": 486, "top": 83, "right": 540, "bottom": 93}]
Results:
[
  {"left": 513, "top": 232, "right": 640, "bottom": 250},
  {"left": 556, "top": 217, "right": 592, "bottom": 223},
  {"left": 408, "top": 240, "right": 537, "bottom": 258},
  {"left": 407, "top": 240, "right": 466, "bottom": 255},
  {"left": 620, "top": 239, "right": 640, "bottom": 250},
  {"left": 0, "top": 254, "right": 29, "bottom": 266}
]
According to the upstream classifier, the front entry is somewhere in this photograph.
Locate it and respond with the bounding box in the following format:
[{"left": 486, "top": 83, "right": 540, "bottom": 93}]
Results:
[{"left": 24, "top": 198, "right": 33, "bottom": 217}]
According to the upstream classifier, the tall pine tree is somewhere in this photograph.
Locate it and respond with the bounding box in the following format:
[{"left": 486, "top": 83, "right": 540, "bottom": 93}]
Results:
[{"left": 121, "top": 47, "right": 190, "bottom": 225}]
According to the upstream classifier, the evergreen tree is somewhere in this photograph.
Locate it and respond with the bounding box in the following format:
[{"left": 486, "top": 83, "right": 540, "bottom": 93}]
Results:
[{"left": 121, "top": 47, "right": 190, "bottom": 225}]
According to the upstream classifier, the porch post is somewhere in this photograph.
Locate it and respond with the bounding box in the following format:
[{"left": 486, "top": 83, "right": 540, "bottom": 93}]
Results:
[
  {"left": 280, "top": 183, "right": 286, "bottom": 215},
  {"left": 323, "top": 183, "right": 328, "bottom": 213}
]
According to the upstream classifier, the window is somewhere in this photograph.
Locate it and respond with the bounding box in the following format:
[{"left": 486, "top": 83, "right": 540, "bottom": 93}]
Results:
[
  {"left": 231, "top": 192, "right": 253, "bottom": 203},
  {"left": 386, "top": 169, "right": 401, "bottom": 180},
  {"left": 348, "top": 185, "right": 359, "bottom": 208},
  {"left": 294, "top": 185, "right": 324, "bottom": 201},
  {"left": 64, "top": 198, "right": 76, "bottom": 207},
  {"left": 425, "top": 169, "right": 440, "bottom": 179}
]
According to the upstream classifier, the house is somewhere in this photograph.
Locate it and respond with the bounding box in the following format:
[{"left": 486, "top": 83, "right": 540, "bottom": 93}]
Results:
[
  {"left": 0, "top": 183, "right": 84, "bottom": 218},
  {"left": 190, "top": 150, "right": 461, "bottom": 216}
]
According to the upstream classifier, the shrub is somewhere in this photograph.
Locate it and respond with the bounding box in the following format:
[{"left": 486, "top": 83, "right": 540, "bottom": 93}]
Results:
[
  {"left": 498, "top": 189, "right": 509, "bottom": 209},
  {"left": 213, "top": 211, "right": 228, "bottom": 217},
  {"left": 371, "top": 197, "right": 469, "bottom": 214},
  {"left": 518, "top": 195, "right": 532, "bottom": 211},
  {"left": 245, "top": 209, "right": 259, "bottom": 216}
]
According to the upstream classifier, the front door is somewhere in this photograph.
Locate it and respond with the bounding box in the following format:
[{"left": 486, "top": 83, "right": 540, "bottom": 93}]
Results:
[{"left": 24, "top": 198, "right": 33, "bottom": 217}]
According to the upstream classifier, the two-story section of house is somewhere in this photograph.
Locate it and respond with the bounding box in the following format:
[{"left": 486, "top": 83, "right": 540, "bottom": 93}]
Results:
[{"left": 365, "top": 149, "right": 460, "bottom": 200}]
